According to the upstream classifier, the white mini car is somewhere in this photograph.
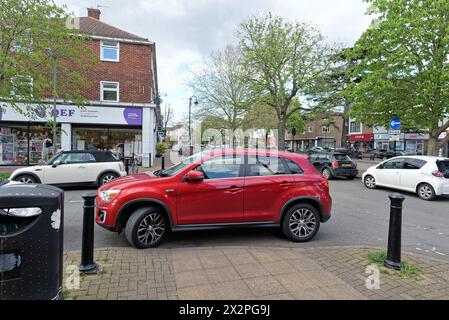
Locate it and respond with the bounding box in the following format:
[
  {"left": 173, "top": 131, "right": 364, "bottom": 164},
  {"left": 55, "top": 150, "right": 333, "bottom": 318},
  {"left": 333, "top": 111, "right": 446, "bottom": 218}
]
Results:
[
  {"left": 10, "top": 151, "right": 127, "bottom": 187},
  {"left": 362, "top": 156, "right": 449, "bottom": 201}
]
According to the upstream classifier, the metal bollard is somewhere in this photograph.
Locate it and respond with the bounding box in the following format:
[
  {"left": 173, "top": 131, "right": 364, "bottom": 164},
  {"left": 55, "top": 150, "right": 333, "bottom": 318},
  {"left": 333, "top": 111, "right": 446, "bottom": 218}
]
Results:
[
  {"left": 384, "top": 193, "right": 405, "bottom": 270},
  {"left": 124, "top": 158, "right": 129, "bottom": 175},
  {"left": 161, "top": 156, "right": 165, "bottom": 170},
  {"left": 79, "top": 192, "right": 98, "bottom": 275}
]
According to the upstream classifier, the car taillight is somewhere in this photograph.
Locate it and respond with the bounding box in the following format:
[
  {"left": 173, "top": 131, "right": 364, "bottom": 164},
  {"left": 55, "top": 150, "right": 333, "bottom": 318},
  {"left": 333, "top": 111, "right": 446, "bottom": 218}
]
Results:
[
  {"left": 332, "top": 161, "right": 339, "bottom": 168},
  {"left": 432, "top": 170, "right": 444, "bottom": 178},
  {"left": 321, "top": 179, "right": 329, "bottom": 189}
]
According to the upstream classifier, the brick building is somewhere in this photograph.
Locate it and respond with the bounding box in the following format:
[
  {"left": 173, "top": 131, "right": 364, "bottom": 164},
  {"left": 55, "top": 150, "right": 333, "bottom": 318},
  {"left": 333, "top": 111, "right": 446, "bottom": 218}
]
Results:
[
  {"left": 0, "top": 8, "right": 160, "bottom": 166},
  {"left": 285, "top": 113, "right": 345, "bottom": 152}
]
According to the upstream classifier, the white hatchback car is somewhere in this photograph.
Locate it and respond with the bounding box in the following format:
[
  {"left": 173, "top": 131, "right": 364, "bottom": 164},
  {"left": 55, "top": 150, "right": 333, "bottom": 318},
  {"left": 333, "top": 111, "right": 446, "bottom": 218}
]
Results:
[
  {"left": 362, "top": 156, "right": 449, "bottom": 201},
  {"left": 10, "top": 151, "right": 127, "bottom": 187}
]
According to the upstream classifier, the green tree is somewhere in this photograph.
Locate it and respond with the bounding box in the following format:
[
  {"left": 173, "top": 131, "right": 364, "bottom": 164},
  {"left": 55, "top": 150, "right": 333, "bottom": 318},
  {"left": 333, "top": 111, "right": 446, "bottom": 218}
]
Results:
[
  {"left": 238, "top": 13, "right": 336, "bottom": 150},
  {"left": 0, "top": 0, "right": 94, "bottom": 119},
  {"left": 189, "top": 45, "right": 253, "bottom": 132},
  {"left": 345, "top": 0, "right": 449, "bottom": 155}
]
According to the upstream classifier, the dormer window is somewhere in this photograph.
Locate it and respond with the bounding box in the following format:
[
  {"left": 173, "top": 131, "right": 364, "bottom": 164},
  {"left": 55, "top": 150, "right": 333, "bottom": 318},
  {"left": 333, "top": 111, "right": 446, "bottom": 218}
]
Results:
[{"left": 100, "top": 40, "right": 119, "bottom": 62}]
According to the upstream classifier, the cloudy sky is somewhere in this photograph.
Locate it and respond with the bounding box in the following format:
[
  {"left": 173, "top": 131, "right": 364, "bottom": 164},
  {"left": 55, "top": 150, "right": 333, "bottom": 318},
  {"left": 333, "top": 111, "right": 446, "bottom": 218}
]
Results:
[{"left": 55, "top": 0, "right": 373, "bottom": 121}]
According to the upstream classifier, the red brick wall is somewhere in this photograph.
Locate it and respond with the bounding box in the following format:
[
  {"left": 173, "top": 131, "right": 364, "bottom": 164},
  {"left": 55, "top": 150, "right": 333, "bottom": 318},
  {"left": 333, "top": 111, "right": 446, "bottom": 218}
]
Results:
[{"left": 78, "top": 39, "right": 153, "bottom": 104}]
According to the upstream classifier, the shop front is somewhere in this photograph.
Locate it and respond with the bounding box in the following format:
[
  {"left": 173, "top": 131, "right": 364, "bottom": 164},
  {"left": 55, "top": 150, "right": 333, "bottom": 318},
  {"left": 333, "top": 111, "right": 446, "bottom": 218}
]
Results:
[
  {"left": 0, "top": 103, "right": 156, "bottom": 166},
  {"left": 348, "top": 133, "right": 374, "bottom": 153}
]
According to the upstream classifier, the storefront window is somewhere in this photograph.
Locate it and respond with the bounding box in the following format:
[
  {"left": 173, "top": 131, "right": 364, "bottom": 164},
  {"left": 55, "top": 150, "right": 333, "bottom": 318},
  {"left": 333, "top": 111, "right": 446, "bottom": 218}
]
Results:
[
  {"left": 0, "top": 125, "right": 28, "bottom": 165},
  {"left": 73, "top": 126, "right": 142, "bottom": 159},
  {"left": 29, "top": 125, "right": 60, "bottom": 164},
  {"left": 0, "top": 124, "right": 59, "bottom": 165}
]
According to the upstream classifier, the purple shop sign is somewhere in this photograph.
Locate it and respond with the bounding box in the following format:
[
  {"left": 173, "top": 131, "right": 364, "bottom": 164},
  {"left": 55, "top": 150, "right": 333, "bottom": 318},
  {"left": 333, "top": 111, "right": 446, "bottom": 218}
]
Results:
[{"left": 123, "top": 108, "right": 142, "bottom": 126}]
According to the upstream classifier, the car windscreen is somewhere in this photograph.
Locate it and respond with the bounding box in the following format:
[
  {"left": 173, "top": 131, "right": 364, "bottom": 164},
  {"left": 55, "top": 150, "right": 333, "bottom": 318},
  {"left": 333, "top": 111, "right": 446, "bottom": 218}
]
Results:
[
  {"left": 333, "top": 154, "right": 351, "bottom": 161},
  {"left": 437, "top": 160, "right": 449, "bottom": 175},
  {"left": 157, "top": 152, "right": 208, "bottom": 177}
]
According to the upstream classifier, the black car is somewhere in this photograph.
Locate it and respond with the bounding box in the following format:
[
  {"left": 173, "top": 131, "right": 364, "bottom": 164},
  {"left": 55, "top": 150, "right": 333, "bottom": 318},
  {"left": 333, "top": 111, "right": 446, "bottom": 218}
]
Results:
[{"left": 308, "top": 152, "right": 358, "bottom": 180}]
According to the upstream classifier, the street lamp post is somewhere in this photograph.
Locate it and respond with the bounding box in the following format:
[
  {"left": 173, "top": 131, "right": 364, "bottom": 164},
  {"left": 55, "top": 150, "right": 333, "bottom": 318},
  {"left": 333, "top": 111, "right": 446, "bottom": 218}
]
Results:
[
  {"left": 188, "top": 96, "right": 199, "bottom": 155},
  {"left": 46, "top": 49, "right": 58, "bottom": 150},
  {"left": 322, "top": 117, "right": 329, "bottom": 149}
]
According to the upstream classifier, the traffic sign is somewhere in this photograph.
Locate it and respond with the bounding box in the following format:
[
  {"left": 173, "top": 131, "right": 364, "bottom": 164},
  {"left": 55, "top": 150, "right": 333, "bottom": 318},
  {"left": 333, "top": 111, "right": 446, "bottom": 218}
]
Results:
[
  {"left": 389, "top": 118, "right": 401, "bottom": 130},
  {"left": 389, "top": 129, "right": 401, "bottom": 135}
]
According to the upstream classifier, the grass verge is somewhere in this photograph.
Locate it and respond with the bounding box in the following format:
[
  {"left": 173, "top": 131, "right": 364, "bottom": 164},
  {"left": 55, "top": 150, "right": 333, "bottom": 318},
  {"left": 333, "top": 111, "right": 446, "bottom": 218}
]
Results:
[{"left": 368, "top": 250, "right": 419, "bottom": 279}]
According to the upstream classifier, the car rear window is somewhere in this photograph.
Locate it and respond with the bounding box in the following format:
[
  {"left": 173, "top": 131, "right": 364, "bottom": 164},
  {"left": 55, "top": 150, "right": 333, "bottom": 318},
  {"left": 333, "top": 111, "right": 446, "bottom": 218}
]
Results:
[
  {"left": 437, "top": 160, "right": 449, "bottom": 174},
  {"left": 92, "top": 152, "right": 117, "bottom": 162},
  {"left": 403, "top": 158, "right": 427, "bottom": 169},
  {"left": 333, "top": 154, "right": 351, "bottom": 161}
]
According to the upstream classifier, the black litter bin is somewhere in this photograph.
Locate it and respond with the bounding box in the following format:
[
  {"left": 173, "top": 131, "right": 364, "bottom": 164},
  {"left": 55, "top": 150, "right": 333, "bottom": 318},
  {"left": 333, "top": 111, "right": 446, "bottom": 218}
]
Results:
[{"left": 0, "top": 183, "right": 64, "bottom": 300}]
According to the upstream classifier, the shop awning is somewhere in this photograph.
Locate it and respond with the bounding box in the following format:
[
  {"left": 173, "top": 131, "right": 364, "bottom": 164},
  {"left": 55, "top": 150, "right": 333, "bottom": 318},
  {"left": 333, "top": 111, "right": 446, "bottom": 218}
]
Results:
[{"left": 348, "top": 134, "right": 374, "bottom": 142}]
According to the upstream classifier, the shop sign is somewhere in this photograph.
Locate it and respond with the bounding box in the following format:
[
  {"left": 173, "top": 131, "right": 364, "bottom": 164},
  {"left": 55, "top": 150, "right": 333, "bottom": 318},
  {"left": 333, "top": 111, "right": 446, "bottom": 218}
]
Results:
[
  {"left": 0, "top": 103, "right": 143, "bottom": 126},
  {"left": 404, "top": 133, "right": 429, "bottom": 141},
  {"left": 348, "top": 134, "right": 374, "bottom": 142}
]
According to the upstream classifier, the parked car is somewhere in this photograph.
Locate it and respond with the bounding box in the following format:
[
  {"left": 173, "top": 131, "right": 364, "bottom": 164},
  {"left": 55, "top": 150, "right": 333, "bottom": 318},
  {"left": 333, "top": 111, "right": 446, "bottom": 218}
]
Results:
[
  {"left": 362, "top": 156, "right": 449, "bottom": 201},
  {"left": 308, "top": 152, "right": 358, "bottom": 180},
  {"left": 306, "top": 146, "right": 325, "bottom": 155},
  {"left": 10, "top": 150, "right": 127, "bottom": 187},
  {"left": 334, "top": 147, "right": 359, "bottom": 159},
  {"left": 95, "top": 149, "right": 332, "bottom": 248}
]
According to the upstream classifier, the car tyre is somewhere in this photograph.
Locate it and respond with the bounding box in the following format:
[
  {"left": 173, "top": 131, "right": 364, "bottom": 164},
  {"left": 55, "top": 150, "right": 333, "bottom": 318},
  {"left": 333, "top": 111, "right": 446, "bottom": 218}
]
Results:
[
  {"left": 322, "top": 168, "right": 333, "bottom": 180},
  {"left": 417, "top": 183, "right": 436, "bottom": 201},
  {"left": 99, "top": 172, "right": 118, "bottom": 186},
  {"left": 282, "top": 204, "right": 320, "bottom": 243},
  {"left": 14, "top": 174, "right": 37, "bottom": 184},
  {"left": 364, "top": 175, "right": 377, "bottom": 189},
  {"left": 348, "top": 175, "right": 356, "bottom": 180},
  {"left": 125, "top": 207, "right": 167, "bottom": 249}
]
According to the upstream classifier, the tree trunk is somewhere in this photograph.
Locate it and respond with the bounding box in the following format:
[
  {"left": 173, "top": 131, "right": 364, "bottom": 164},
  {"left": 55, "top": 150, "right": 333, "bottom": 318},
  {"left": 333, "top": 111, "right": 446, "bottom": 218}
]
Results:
[
  {"left": 427, "top": 135, "right": 442, "bottom": 156},
  {"left": 278, "top": 119, "right": 286, "bottom": 150}
]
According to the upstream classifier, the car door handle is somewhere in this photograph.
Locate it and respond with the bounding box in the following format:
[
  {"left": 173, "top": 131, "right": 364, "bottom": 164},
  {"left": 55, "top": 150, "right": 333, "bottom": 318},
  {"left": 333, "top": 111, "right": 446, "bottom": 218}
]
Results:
[
  {"left": 227, "top": 186, "right": 243, "bottom": 193},
  {"left": 78, "top": 166, "right": 86, "bottom": 169},
  {"left": 280, "top": 181, "right": 293, "bottom": 188}
]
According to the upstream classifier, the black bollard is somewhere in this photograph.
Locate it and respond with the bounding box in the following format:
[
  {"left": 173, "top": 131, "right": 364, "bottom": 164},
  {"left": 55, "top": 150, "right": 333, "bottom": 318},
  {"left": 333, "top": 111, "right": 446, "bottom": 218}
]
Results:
[
  {"left": 161, "top": 156, "right": 165, "bottom": 170},
  {"left": 124, "top": 158, "right": 129, "bottom": 175},
  {"left": 79, "top": 192, "right": 98, "bottom": 275},
  {"left": 384, "top": 193, "right": 405, "bottom": 270}
]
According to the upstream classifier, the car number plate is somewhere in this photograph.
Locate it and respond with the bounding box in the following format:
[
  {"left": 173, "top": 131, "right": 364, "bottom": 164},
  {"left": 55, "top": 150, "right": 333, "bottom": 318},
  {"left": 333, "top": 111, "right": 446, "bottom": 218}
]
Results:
[{"left": 342, "top": 164, "right": 352, "bottom": 168}]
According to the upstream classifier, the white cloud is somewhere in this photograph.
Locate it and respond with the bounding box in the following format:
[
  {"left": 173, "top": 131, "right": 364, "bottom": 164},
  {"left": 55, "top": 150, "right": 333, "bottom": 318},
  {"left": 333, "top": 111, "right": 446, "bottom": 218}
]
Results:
[{"left": 55, "top": 0, "right": 372, "bottom": 121}]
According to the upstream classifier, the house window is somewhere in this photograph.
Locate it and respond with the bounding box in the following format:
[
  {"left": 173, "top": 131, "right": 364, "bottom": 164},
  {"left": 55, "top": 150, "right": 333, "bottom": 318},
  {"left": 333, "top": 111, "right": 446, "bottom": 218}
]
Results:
[
  {"left": 322, "top": 126, "right": 330, "bottom": 133},
  {"left": 350, "top": 121, "right": 362, "bottom": 133},
  {"left": 100, "top": 81, "right": 119, "bottom": 102},
  {"left": 11, "top": 76, "right": 33, "bottom": 97},
  {"left": 100, "top": 40, "right": 119, "bottom": 62},
  {"left": 308, "top": 127, "right": 313, "bottom": 133}
]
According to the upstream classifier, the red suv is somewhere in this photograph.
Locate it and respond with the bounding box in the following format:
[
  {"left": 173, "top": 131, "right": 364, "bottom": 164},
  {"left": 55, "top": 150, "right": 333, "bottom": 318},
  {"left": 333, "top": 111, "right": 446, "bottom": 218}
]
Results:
[{"left": 96, "top": 149, "right": 332, "bottom": 248}]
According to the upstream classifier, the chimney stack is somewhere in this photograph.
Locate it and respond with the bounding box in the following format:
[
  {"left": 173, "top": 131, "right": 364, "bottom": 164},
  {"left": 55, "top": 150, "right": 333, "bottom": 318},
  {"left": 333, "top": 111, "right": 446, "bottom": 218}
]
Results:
[{"left": 87, "top": 8, "right": 101, "bottom": 20}]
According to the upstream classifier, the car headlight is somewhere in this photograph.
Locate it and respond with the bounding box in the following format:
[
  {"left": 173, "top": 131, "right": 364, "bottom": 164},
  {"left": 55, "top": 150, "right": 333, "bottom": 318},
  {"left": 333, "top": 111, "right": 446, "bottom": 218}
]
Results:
[{"left": 99, "top": 190, "right": 121, "bottom": 202}]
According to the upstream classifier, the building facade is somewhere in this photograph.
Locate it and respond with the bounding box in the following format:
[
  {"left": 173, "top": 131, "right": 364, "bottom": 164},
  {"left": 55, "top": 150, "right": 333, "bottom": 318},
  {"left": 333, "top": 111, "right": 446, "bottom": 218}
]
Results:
[
  {"left": 285, "top": 114, "right": 344, "bottom": 152},
  {"left": 0, "top": 8, "right": 160, "bottom": 166},
  {"left": 347, "top": 119, "right": 374, "bottom": 153},
  {"left": 373, "top": 126, "right": 429, "bottom": 155}
]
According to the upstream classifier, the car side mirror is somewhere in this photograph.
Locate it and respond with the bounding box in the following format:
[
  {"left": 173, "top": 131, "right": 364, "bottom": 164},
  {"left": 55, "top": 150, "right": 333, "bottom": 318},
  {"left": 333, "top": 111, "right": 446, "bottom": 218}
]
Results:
[
  {"left": 52, "top": 160, "right": 61, "bottom": 168},
  {"left": 186, "top": 170, "right": 204, "bottom": 182}
]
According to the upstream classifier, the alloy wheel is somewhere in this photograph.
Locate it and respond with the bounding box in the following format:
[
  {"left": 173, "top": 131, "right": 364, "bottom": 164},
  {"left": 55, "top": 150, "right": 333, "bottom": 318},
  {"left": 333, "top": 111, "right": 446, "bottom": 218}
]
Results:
[
  {"left": 365, "top": 176, "right": 376, "bottom": 188},
  {"left": 17, "top": 176, "right": 35, "bottom": 184},
  {"left": 137, "top": 212, "right": 166, "bottom": 246},
  {"left": 288, "top": 208, "right": 317, "bottom": 238},
  {"left": 419, "top": 185, "right": 433, "bottom": 200},
  {"left": 101, "top": 174, "right": 117, "bottom": 185},
  {"left": 322, "top": 169, "right": 331, "bottom": 180}
]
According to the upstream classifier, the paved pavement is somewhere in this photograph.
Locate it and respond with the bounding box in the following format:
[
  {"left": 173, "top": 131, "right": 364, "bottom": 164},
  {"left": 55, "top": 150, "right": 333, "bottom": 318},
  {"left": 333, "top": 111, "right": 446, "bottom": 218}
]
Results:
[
  {"left": 63, "top": 176, "right": 449, "bottom": 261},
  {"left": 63, "top": 245, "right": 449, "bottom": 300}
]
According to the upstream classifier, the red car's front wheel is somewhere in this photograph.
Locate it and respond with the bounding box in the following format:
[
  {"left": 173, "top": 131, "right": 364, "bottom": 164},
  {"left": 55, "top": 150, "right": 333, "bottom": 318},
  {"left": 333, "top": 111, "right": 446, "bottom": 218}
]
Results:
[{"left": 125, "top": 207, "right": 167, "bottom": 248}]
